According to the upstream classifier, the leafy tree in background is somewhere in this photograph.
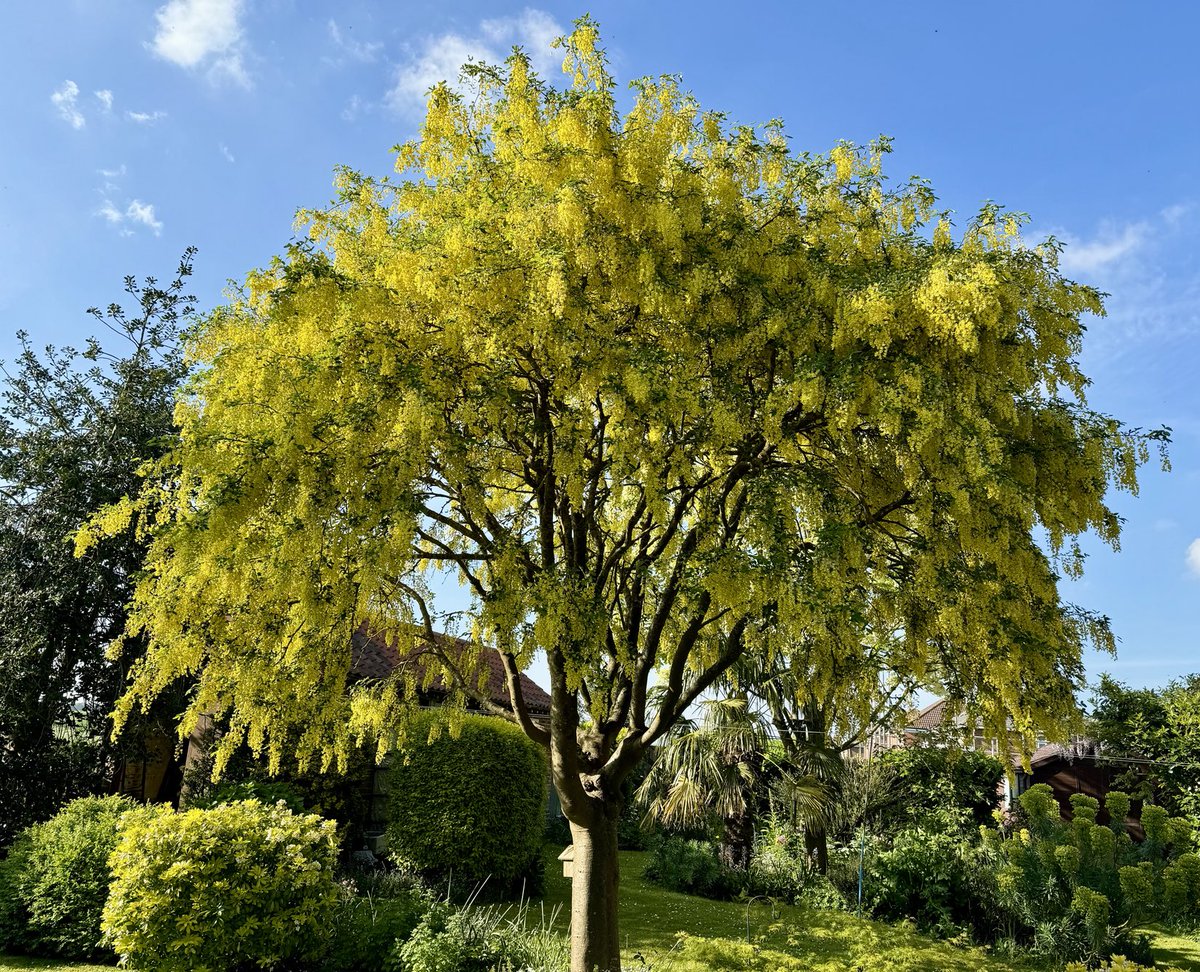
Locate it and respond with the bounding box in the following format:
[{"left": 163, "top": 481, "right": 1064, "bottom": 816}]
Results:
[
  {"left": 0, "top": 252, "right": 194, "bottom": 844},
  {"left": 84, "top": 20, "right": 1166, "bottom": 972},
  {"left": 1089, "top": 674, "right": 1200, "bottom": 826},
  {"left": 876, "top": 744, "right": 1006, "bottom": 833},
  {"left": 735, "top": 634, "right": 920, "bottom": 872}
]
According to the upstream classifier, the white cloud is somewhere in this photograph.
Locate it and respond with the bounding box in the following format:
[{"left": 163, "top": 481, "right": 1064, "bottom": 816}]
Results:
[
  {"left": 126, "top": 109, "right": 168, "bottom": 124},
  {"left": 98, "top": 200, "right": 125, "bottom": 225},
  {"left": 341, "top": 94, "right": 364, "bottom": 122},
  {"left": 1025, "top": 205, "right": 1200, "bottom": 366},
  {"left": 1188, "top": 538, "right": 1200, "bottom": 578},
  {"left": 387, "top": 8, "right": 564, "bottom": 114},
  {"left": 480, "top": 8, "right": 561, "bottom": 73},
  {"left": 1161, "top": 202, "right": 1192, "bottom": 227},
  {"left": 328, "top": 19, "right": 382, "bottom": 63},
  {"left": 95, "top": 89, "right": 114, "bottom": 112},
  {"left": 51, "top": 80, "right": 85, "bottom": 129},
  {"left": 96, "top": 197, "right": 163, "bottom": 236},
  {"left": 151, "top": 0, "right": 250, "bottom": 87},
  {"left": 220, "top": 143, "right": 235, "bottom": 162},
  {"left": 126, "top": 200, "right": 163, "bottom": 234},
  {"left": 1057, "top": 222, "right": 1147, "bottom": 276}
]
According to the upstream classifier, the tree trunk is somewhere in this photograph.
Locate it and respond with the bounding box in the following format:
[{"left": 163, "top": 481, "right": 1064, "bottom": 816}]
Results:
[
  {"left": 719, "top": 806, "right": 755, "bottom": 870},
  {"left": 804, "top": 824, "right": 829, "bottom": 874},
  {"left": 568, "top": 811, "right": 622, "bottom": 972}
]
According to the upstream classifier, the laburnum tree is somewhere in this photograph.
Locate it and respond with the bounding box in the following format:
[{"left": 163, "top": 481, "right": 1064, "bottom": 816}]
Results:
[{"left": 83, "top": 22, "right": 1166, "bottom": 972}]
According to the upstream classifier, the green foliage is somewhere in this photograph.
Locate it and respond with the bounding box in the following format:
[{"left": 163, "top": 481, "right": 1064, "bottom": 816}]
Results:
[
  {"left": 876, "top": 745, "right": 1005, "bottom": 833},
  {"left": 0, "top": 832, "right": 34, "bottom": 954},
  {"left": 980, "top": 784, "right": 1199, "bottom": 964},
  {"left": 323, "top": 885, "right": 434, "bottom": 972},
  {"left": 643, "top": 837, "right": 746, "bottom": 900},
  {"left": 389, "top": 901, "right": 566, "bottom": 972},
  {"left": 386, "top": 713, "right": 546, "bottom": 898},
  {"left": 0, "top": 255, "right": 194, "bottom": 843},
  {"left": 182, "top": 724, "right": 377, "bottom": 855},
  {"left": 102, "top": 799, "right": 339, "bottom": 971},
  {"left": 863, "top": 825, "right": 985, "bottom": 938},
  {"left": 1090, "top": 674, "right": 1200, "bottom": 828},
  {"left": 1066, "top": 958, "right": 1183, "bottom": 972},
  {"left": 188, "top": 778, "right": 307, "bottom": 813},
  {"left": 0, "top": 795, "right": 142, "bottom": 961}
]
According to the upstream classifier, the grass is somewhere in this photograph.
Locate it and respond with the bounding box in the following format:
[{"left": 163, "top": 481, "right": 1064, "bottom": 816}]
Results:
[
  {"left": 0, "top": 958, "right": 109, "bottom": 972},
  {"left": 536, "top": 846, "right": 1051, "bottom": 972},
  {"left": 1144, "top": 926, "right": 1200, "bottom": 970}
]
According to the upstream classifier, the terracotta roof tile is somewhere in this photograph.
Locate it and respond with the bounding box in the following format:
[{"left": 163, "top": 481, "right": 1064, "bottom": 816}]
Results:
[
  {"left": 907, "top": 699, "right": 949, "bottom": 731},
  {"left": 350, "top": 624, "right": 552, "bottom": 718}
]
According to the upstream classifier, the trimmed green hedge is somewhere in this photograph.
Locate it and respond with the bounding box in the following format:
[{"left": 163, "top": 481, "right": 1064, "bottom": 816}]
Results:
[{"left": 386, "top": 713, "right": 547, "bottom": 896}]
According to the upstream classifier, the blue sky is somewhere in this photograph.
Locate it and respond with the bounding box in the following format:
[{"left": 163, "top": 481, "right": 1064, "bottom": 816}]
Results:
[{"left": 2, "top": 1, "right": 1197, "bottom": 695}]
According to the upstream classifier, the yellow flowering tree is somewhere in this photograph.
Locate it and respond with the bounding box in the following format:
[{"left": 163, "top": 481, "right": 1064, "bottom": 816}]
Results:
[{"left": 83, "top": 20, "right": 1166, "bottom": 972}]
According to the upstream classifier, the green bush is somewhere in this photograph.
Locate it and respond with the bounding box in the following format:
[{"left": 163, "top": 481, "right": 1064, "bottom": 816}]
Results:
[
  {"left": 745, "top": 819, "right": 808, "bottom": 901},
  {"left": 103, "top": 799, "right": 339, "bottom": 971},
  {"left": 864, "top": 825, "right": 986, "bottom": 937},
  {"left": 980, "top": 784, "right": 1198, "bottom": 964},
  {"left": 876, "top": 745, "right": 1005, "bottom": 833},
  {"left": 643, "top": 837, "right": 746, "bottom": 900},
  {"left": 183, "top": 727, "right": 376, "bottom": 856},
  {"left": 0, "top": 831, "right": 34, "bottom": 954},
  {"left": 386, "top": 713, "right": 547, "bottom": 898},
  {"left": 0, "top": 794, "right": 142, "bottom": 960}
]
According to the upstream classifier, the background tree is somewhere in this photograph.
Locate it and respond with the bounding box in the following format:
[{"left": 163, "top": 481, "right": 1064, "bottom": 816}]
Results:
[
  {"left": 735, "top": 632, "right": 919, "bottom": 872},
  {"left": 1088, "top": 673, "right": 1200, "bottom": 826},
  {"left": 635, "top": 694, "right": 827, "bottom": 870},
  {"left": 86, "top": 22, "right": 1165, "bottom": 972},
  {"left": 0, "top": 252, "right": 194, "bottom": 844}
]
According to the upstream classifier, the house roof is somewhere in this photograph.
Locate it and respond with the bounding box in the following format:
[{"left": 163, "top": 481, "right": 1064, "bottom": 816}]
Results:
[
  {"left": 907, "top": 699, "right": 950, "bottom": 732},
  {"left": 1028, "top": 740, "right": 1101, "bottom": 768},
  {"left": 350, "top": 624, "right": 552, "bottom": 719}
]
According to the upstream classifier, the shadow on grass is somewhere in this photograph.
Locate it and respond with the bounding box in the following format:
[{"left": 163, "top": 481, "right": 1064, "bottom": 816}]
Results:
[
  {"left": 1142, "top": 926, "right": 1200, "bottom": 971},
  {"left": 537, "top": 846, "right": 1049, "bottom": 972},
  {"left": 0, "top": 957, "right": 111, "bottom": 972}
]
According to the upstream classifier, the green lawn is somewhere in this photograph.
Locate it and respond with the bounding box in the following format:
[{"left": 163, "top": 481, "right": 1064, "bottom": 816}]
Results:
[
  {"left": 1145, "top": 926, "right": 1200, "bottom": 971},
  {"left": 537, "top": 847, "right": 1050, "bottom": 972},
  {"left": 0, "top": 958, "right": 109, "bottom": 972}
]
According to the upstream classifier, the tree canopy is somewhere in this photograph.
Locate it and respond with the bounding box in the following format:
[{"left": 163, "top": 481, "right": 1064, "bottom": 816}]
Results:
[
  {"left": 1089, "top": 673, "right": 1200, "bottom": 825},
  {"left": 0, "top": 252, "right": 194, "bottom": 842},
  {"left": 84, "top": 21, "right": 1164, "bottom": 971}
]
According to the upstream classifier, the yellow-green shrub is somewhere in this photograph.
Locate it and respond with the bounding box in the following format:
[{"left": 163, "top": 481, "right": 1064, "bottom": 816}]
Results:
[{"left": 102, "top": 799, "right": 338, "bottom": 971}]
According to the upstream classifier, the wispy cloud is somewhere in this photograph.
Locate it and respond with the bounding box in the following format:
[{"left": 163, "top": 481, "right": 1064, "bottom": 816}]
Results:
[
  {"left": 51, "top": 80, "right": 85, "bottom": 129},
  {"left": 95, "top": 89, "right": 114, "bottom": 112},
  {"left": 387, "top": 8, "right": 564, "bottom": 115},
  {"left": 1187, "top": 538, "right": 1200, "bottom": 578},
  {"left": 1030, "top": 205, "right": 1200, "bottom": 367},
  {"left": 341, "top": 94, "right": 364, "bottom": 122},
  {"left": 327, "top": 19, "right": 382, "bottom": 64},
  {"left": 98, "top": 198, "right": 164, "bottom": 236},
  {"left": 1057, "top": 222, "right": 1148, "bottom": 276},
  {"left": 220, "top": 143, "right": 235, "bottom": 162},
  {"left": 126, "top": 109, "right": 168, "bottom": 124},
  {"left": 150, "top": 0, "right": 250, "bottom": 88}
]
